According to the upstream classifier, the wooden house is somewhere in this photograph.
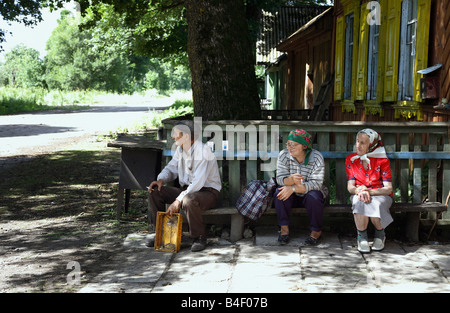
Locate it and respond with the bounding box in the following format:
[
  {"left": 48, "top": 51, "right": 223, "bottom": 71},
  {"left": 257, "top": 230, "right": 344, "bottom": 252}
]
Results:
[
  {"left": 267, "top": 2, "right": 450, "bottom": 223},
  {"left": 256, "top": 5, "right": 332, "bottom": 114},
  {"left": 276, "top": 7, "right": 334, "bottom": 119},
  {"left": 274, "top": 0, "right": 450, "bottom": 122}
]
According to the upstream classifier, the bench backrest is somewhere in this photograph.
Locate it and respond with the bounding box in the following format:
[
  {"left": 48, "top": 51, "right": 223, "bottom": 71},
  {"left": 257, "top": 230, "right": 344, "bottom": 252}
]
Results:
[{"left": 162, "top": 119, "right": 450, "bottom": 216}]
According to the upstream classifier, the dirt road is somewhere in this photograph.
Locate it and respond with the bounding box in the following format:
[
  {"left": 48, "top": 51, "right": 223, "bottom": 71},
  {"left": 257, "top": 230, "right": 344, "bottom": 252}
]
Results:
[{"left": 0, "top": 104, "right": 160, "bottom": 157}]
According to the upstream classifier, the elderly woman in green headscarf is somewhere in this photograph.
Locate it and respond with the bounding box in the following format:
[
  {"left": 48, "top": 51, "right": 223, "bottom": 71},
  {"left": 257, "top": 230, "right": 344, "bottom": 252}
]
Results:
[{"left": 274, "top": 129, "right": 328, "bottom": 246}]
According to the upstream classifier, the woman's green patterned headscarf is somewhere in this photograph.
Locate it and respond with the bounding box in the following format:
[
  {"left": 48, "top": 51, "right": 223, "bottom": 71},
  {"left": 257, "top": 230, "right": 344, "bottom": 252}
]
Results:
[{"left": 287, "top": 129, "right": 312, "bottom": 165}]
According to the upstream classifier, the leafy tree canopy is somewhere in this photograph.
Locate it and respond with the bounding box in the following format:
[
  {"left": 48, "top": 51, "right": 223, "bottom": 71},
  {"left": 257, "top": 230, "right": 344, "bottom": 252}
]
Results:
[
  {"left": 0, "top": 43, "right": 44, "bottom": 87},
  {"left": 0, "top": 0, "right": 329, "bottom": 119},
  {"left": 1, "top": 0, "right": 328, "bottom": 56}
]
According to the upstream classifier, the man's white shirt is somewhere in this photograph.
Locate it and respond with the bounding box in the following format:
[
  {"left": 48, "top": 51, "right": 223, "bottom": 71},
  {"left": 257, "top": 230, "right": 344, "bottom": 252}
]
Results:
[{"left": 157, "top": 140, "right": 222, "bottom": 202}]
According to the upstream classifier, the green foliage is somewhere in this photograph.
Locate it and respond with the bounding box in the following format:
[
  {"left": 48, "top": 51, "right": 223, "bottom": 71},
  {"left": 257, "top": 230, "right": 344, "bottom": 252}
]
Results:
[
  {"left": 0, "top": 86, "right": 46, "bottom": 114},
  {"left": 0, "top": 0, "right": 42, "bottom": 49},
  {"left": 149, "top": 106, "right": 194, "bottom": 128},
  {"left": 144, "top": 60, "right": 191, "bottom": 92},
  {"left": 0, "top": 44, "right": 45, "bottom": 88},
  {"left": 44, "top": 11, "right": 131, "bottom": 92},
  {"left": 171, "top": 99, "right": 193, "bottom": 109},
  {"left": 77, "top": 0, "right": 188, "bottom": 60},
  {"left": 0, "top": 87, "right": 100, "bottom": 114},
  {"left": 0, "top": 87, "right": 192, "bottom": 116},
  {"left": 36, "top": 8, "right": 191, "bottom": 94},
  {"left": 44, "top": 89, "right": 98, "bottom": 106}
]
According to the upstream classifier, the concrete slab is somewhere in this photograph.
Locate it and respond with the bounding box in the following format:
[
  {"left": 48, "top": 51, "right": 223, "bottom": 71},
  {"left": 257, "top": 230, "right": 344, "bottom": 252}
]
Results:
[
  {"left": 152, "top": 246, "right": 236, "bottom": 293},
  {"left": 79, "top": 231, "right": 450, "bottom": 294},
  {"left": 254, "top": 226, "right": 341, "bottom": 248},
  {"left": 228, "top": 262, "right": 303, "bottom": 293}
]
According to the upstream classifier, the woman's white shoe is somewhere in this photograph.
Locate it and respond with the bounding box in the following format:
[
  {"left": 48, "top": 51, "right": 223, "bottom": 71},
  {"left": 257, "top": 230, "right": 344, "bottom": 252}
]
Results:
[
  {"left": 357, "top": 239, "right": 371, "bottom": 253},
  {"left": 372, "top": 237, "right": 385, "bottom": 251}
]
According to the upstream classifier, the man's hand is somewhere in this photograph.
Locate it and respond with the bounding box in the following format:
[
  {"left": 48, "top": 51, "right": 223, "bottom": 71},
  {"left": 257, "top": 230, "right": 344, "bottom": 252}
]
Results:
[
  {"left": 167, "top": 200, "right": 182, "bottom": 216},
  {"left": 148, "top": 180, "right": 163, "bottom": 193}
]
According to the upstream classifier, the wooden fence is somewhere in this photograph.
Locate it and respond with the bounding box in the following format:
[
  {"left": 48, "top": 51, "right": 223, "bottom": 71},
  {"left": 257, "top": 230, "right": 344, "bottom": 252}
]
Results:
[{"left": 162, "top": 119, "right": 450, "bottom": 223}]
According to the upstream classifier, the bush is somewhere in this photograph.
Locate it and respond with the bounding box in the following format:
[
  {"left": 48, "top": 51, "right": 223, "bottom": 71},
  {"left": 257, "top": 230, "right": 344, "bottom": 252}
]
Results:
[
  {"left": 0, "top": 87, "right": 46, "bottom": 114},
  {"left": 149, "top": 106, "right": 194, "bottom": 128},
  {"left": 171, "top": 99, "right": 193, "bottom": 109}
]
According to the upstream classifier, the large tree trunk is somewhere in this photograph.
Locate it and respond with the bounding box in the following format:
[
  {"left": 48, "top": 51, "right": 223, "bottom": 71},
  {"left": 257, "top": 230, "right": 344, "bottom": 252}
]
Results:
[{"left": 185, "top": 0, "right": 261, "bottom": 121}]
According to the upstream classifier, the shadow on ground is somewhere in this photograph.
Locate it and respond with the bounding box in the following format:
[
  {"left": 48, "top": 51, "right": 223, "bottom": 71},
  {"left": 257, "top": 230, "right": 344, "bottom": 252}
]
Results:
[{"left": 0, "top": 147, "right": 149, "bottom": 292}]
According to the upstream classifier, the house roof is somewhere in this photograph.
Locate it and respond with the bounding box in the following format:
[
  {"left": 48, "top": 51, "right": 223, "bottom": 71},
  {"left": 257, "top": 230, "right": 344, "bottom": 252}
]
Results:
[
  {"left": 277, "top": 7, "right": 334, "bottom": 51},
  {"left": 256, "top": 5, "right": 332, "bottom": 65}
]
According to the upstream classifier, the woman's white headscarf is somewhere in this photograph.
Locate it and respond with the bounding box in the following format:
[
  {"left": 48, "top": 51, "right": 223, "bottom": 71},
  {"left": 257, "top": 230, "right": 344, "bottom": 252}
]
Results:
[{"left": 350, "top": 129, "right": 388, "bottom": 169}]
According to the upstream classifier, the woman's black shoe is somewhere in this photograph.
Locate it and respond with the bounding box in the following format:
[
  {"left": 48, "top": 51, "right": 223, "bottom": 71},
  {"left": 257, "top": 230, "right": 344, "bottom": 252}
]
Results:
[
  {"left": 304, "top": 235, "right": 322, "bottom": 246},
  {"left": 278, "top": 234, "right": 290, "bottom": 245}
]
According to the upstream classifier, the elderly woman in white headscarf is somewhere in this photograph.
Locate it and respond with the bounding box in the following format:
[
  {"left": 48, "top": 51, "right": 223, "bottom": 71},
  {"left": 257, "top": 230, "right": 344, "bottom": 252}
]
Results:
[{"left": 345, "top": 129, "right": 393, "bottom": 253}]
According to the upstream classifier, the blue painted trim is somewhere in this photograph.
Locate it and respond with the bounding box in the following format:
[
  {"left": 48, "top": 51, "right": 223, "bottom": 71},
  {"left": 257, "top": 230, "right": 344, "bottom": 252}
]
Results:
[{"left": 163, "top": 150, "right": 450, "bottom": 160}]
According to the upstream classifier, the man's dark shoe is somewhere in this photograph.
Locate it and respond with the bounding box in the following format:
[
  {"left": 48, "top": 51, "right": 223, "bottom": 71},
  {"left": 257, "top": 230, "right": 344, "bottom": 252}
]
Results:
[
  {"left": 146, "top": 235, "right": 156, "bottom": 248},
  {"left": 191, "top": 237, "right": 207, "bottom": 252}
]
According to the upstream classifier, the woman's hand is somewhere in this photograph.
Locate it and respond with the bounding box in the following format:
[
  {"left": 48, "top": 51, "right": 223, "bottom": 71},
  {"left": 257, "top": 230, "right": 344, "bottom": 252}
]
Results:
[
  {"left": 355, "top": 186, "right": 371, "bottom": 203},
  {"left": 291, "top": 173, "right": 304, "bottom": 185},
  {"left": 276, "top": 186, "right": 294, "bottom": 201},
  {"left": 283, "top": 174, "right": 304, "bottom": 187},
  {"left": 355, "top": 185, "right": 368, "bottom": 194}
]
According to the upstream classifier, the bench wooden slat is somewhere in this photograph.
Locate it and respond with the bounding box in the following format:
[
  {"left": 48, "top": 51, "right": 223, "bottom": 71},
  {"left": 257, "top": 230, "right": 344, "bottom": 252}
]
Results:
[
  {"left": 390, "top": 202, "right": 447, "bottom": 212},
  {"left": 202, "top": 202, "right": 447, "bottom": 243},
  {"left": 335, "top": 133, "right": 347, "bottom": 204},
  {"left": 203, "top": 207, "right": 240, "bottom": 215},
  {"left": 203, "top": 202, "right": 447, "bottom": 216},
  {"left": 163, "top": 149, "right": 450, "bottom": 160},
  {"left": 265, "top": 206, "right": 351, "bottom": 214}
]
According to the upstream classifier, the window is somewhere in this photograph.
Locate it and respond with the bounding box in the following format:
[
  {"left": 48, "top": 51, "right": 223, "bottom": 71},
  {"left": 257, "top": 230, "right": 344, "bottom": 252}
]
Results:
[
  {"left": 366, "top": 5, "right": 380, "bottom": 101},
  {"left": 398, "top": 0, "right": 418, "bottom": 101},
  {"left": 343, "top": 13, "right": 354, "bottom": 100}
]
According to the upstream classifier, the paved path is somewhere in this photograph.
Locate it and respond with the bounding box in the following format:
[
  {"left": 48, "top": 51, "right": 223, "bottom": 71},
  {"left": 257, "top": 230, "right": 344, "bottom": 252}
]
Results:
[{"left": 79, "top": 227, "right": 450, "bottom": 294}]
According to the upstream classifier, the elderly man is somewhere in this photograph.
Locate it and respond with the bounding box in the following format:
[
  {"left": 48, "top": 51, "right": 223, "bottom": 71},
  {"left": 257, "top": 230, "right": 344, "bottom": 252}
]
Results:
[{"left": 148, "top": 120, "right": 221, "bottom": 252}]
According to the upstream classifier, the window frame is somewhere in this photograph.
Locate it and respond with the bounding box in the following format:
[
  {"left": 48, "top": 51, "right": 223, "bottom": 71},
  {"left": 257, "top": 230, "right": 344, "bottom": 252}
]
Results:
[
  {"left": 343, "top": 12, "right": 354, "bottom": 100},
  {"left": 366, "top": 21, "right": 380, "bottom": 101},
  {"left": 398, "top": 0, "right": 418, "bottom": 101}
]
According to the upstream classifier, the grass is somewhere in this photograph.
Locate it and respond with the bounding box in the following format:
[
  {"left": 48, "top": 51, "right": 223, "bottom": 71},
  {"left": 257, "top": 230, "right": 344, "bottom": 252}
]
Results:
[
  {"left": 0, "top": 87, "right": 91, "bottom": 114},
  {"left": 0, "top": 87, "right": 192, "bottom": 115}
]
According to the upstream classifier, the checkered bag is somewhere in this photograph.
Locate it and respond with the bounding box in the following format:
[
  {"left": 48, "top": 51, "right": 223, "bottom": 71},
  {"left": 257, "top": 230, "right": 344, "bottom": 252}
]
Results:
[{"left": 235, "top": 178, "right": 277, "bottom": 220}]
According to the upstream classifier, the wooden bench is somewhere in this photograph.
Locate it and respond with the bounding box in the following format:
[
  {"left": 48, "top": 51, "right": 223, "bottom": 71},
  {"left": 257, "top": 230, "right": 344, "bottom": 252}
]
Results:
[
  {"left": 159, "top": 120, "right": 450, "bottom": 242},
  {"left": 201, "top": 200, "right": 447, "bottom": 243}
]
